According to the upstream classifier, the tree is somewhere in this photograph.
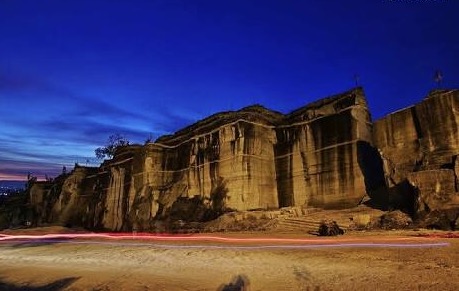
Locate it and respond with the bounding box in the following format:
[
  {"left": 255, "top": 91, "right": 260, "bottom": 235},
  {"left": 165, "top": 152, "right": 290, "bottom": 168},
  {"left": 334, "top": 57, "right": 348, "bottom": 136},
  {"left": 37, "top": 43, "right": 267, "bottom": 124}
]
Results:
[
  {"left": 25, "top": 172, "right": 37, "bottom": 190},
  {"left": 95, "top": 134, "right": 130, "bottom": 160}
]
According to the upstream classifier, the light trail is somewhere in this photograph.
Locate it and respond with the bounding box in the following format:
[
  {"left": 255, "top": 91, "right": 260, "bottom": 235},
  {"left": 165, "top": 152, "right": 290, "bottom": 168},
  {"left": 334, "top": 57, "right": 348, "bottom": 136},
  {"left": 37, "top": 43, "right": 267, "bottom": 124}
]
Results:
[
  {"left": 0, "top": 238, "right": 449, "bottom": 249},
  {"left": 0, "top": 232, "right": 438, "bottom": 243},
  {"left": 0, "top": 232, "right": 450, "bottom": 243},
  {"left": 0, "top": 232, "right": 452, "bottom": 250}
]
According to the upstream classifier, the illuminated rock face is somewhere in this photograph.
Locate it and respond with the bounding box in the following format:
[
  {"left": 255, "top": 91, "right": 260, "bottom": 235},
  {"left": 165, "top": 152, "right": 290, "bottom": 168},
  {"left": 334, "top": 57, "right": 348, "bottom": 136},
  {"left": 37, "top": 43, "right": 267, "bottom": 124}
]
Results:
[
  {"left": 374, "top": 90, "right": 459, "bottom": 187},
  {"left": 83, "top": 88, "right": 377, "bottom": 230},
  {"left": 142, "top": 119, "right": 279, "bottom": 213},
  {"left": 101, "top": 110, "right": 281, "bottom": 230},
  {"left": 407, "top": 170, "right": 459, "bottom": 213},
  {"left": 29, "top": 88, "right": 459, "bottom": 231},
  {"left": 373, "top": 90, "right": 459, "bottom": 213},
  {"left": 275, "top": 88, "right": 375, "bottom": 209},
  {"left": 28, "top": 166, "right": 99, "bottom": 227},
  {"left": 29, "top": 182, "right": 52, "bottom": 224}
]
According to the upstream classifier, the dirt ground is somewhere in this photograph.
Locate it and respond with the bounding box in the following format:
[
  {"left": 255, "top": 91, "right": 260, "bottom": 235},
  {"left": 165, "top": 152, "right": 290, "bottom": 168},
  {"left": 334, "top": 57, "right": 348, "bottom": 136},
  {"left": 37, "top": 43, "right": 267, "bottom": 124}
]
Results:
[{"left": 0, "top": 227, "right": 458, "bottom": 290}]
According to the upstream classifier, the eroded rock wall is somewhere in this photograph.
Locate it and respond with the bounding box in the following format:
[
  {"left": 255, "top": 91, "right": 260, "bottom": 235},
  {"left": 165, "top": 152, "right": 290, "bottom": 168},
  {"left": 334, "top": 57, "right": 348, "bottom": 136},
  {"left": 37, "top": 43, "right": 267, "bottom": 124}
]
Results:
[
  {"left": 407, "top": 170, "right": 459, "bottom": 214},
  {"left": 374, "top": 90, "right": 459, "bottom": 186},
  {"left": 131, "top": 120, "right": 279, "bottom": 216},
  {"left": 28, "top": 166, "right": 100, "bottom": 228},
  {"left": 28, "top": 87, "right": 459, "bottom": 231},
  {"left": 275, "top": 88, "right": 378, "bottom": 209},
  {"left": 374, "top": 90, "right": 459, "bottom": 214},
  {"left": 94, "top": 114, "right": 280, "bottom": 231},
  {"left": 29, "top": 182, "right": 52, "bottom": 224}
]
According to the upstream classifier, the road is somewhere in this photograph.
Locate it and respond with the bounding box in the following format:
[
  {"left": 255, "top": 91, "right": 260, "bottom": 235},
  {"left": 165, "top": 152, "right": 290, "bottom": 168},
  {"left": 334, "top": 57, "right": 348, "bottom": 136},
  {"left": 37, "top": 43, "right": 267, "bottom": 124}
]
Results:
[{"left": 0, "top": 230, "right": 458, "bottom": 290}]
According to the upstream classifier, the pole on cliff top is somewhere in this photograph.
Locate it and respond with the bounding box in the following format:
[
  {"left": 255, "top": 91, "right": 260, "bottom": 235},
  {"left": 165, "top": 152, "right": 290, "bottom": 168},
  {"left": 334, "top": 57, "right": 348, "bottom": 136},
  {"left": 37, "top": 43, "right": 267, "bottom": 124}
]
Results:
[
  {"left": 353, "top": 74, "right": 360, "bottom": 87},
  {"left": 434, "top": 70, "right": 443, "bottom": 88}
]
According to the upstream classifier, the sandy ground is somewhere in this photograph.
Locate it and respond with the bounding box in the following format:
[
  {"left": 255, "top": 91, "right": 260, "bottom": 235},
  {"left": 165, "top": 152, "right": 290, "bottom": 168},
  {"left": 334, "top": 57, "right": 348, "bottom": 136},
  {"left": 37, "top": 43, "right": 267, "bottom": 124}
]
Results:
[{"left": 0, "top": 227, "right": 458, "bottom": 290}]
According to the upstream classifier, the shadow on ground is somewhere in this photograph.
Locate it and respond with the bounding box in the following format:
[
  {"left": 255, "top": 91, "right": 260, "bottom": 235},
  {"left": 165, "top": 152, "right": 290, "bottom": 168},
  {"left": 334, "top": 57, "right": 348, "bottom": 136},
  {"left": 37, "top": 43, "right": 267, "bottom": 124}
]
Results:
[
  {"left": 0, "top": 277, "right": 79, "bottom": 291},
  {"left": 218, "top": 275, "right": 250, "bottom": 291}
]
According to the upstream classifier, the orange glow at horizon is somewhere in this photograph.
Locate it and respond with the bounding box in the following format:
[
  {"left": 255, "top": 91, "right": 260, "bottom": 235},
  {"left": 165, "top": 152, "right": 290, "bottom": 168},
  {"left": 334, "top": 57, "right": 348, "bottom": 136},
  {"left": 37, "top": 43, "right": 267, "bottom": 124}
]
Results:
[
  {"left": 0, "top": 172, "right": 46, "bottom": 181},
  {"left": 0, "top": 173, "right": 26, "bottom": 181}
]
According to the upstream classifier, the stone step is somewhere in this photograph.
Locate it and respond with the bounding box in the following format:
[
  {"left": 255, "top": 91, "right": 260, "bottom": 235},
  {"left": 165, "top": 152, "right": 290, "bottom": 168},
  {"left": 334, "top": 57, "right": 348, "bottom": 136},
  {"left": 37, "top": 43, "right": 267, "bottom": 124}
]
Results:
[
  {"left": 276, "top": 217, "right": 350, "bottom": 231},
  {"left": 271, "top": 206, "right": 384, "bottom": 232},
  {"left": 280, "top": 218, "right": 350, "bottom": 226},
  {"left": 276, "top": 224, "right": 347, "bottom": 232},
  {"left": 281, "top": 217, "right": 349, "bottom": 224},
  {"left": 275, "top": 225, "right": 318, "bottom": 232},
  {"left": 277, "top": 221, "right": 321, "bottom": 227},
  {"left": 276, "top": 223, "right": 320, "bottom": 229},
  {"left": 275, "top": 225, "right": 349, "bottom": 232},
  {"left": 276, "top": 220, "right": 319, "bottom": 225}
]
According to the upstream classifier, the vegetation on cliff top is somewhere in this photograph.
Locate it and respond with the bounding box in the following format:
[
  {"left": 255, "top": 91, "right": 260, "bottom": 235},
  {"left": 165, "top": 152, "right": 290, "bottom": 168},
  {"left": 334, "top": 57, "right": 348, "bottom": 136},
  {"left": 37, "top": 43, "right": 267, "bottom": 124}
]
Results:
[{"left": 95, "top": 134, "right": 130, "bottom": 160}]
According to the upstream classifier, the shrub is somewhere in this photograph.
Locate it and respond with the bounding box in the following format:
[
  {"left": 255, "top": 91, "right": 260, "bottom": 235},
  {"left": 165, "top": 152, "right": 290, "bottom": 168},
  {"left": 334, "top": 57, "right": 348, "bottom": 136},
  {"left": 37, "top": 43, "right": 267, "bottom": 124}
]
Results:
[{"left": 318, "top": 220, "right": 344, "bottom": 236}]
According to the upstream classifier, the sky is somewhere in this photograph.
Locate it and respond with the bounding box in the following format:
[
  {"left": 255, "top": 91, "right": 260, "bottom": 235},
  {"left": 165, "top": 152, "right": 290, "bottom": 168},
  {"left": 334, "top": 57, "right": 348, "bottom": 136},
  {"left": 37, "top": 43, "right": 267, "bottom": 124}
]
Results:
[{"left": 1, "top": 0, "right": 458, "bottom": 181}]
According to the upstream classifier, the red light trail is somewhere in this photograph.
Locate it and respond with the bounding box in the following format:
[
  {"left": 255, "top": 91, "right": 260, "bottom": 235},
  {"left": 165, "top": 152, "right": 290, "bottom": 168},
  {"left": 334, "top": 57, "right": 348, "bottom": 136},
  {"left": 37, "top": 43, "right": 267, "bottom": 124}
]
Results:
[{"left": 0, "top": 232, "right": 451, "bottom": 249}]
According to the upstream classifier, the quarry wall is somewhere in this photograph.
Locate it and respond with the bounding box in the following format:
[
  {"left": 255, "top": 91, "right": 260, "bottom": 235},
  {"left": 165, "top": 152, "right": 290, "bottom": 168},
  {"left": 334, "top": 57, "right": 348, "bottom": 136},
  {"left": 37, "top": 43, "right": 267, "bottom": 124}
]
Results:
[
  {"left": 29, "top": 88, "right": 459, "bottom": 231},
  {"left": 373, "top": 90, "right": 459, "bottom": 186},
  {"left": 372, "top": 89, "right": 459, "bottom": 216},
  {"left": 275, "top": 88, "right": 374, "bottom": 209}
]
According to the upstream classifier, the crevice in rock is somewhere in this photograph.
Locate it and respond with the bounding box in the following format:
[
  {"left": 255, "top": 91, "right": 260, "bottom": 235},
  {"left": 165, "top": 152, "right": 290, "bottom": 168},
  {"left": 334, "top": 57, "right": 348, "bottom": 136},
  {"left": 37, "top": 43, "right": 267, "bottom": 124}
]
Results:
[
  {"left": 356, "top": 141, "right": 387, "bottom": 209},
  {"left": 410, "top": 106, "right": 423, "bottom": 139}
]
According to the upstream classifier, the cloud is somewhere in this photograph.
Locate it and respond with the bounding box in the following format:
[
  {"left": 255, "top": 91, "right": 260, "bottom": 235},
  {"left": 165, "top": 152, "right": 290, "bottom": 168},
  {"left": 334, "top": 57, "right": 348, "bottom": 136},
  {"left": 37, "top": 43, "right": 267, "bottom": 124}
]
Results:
[
  {"left": 0, "top": 158, "right": 68, "bottom": 181},
  {"left": 0, "top": 72, "right": 58, "bottom": 94},
  {"left": 0, "top": 69, "right": 207, "bottom": 179},
  {"left": 0, "top": 70, "right": 154, "bottom": 122}
]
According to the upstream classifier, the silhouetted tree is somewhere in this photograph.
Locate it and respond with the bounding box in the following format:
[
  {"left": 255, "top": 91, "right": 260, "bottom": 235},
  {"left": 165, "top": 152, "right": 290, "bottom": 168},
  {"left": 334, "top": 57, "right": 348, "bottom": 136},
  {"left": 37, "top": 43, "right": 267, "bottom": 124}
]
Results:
[
  {"left": 145, "top": 133, "right": 154, "bottom": 144},
  {"left": 25, "top": 172, "right": 37, "bottom": 189},
  {"left": 95, "top": 134, "right": 130, "bottom": 160}
]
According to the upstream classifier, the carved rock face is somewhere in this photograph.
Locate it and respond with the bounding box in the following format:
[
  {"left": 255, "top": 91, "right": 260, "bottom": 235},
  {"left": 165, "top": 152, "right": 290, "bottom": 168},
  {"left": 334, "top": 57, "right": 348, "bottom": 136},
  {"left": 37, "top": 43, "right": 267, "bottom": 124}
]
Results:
[
  {"left": 374, "top": 90, "right": 459, "bottom": 214},
  {"left": 27, "top": 88, "right": 459, "bottom": 231},
  {"left": 275, "top": 88, "right": 374, "bottom": 209},
  {"left": 374, "top": 90, "right": 459, "bottom": 182}
]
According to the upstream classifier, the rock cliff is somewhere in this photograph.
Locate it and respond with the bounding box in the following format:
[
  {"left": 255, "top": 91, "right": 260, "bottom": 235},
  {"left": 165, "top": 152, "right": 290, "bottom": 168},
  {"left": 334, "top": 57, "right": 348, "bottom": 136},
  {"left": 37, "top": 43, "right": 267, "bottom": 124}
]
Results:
[
  {"left": 373, "top": 89, "right": 459, "bottom": 216},
  {"left": 374, "top": 90, "right": 459, "bottom": 185},
  {"left": 275, "top": 88, "right": 377, "bottom": 209},
  {"left": 28, "top": 87, "right": 459, "bottom": 231}
]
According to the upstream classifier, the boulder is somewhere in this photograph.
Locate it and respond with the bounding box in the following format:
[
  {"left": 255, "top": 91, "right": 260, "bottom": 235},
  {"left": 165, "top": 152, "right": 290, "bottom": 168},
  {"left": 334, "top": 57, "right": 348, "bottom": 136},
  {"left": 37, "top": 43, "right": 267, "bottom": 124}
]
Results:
[
  {"left": 407, "top": 170, "right": 459, "bottom": 215},
  {"left": 419, "top": 209, "right": 459, "bottom": 230},
  {"left": 349, "top": 214, "right": 371, "bottom": 230},
  {"left": 379, "top": 211, "right": 413, "bottom": 229}
]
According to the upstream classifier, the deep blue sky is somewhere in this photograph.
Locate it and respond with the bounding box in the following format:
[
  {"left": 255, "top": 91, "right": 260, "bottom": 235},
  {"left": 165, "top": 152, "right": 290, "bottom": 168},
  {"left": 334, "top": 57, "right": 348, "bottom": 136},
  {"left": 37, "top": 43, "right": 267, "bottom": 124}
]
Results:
[{"left": 1, "top": 0, "right": 458, "bottom": 180}]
